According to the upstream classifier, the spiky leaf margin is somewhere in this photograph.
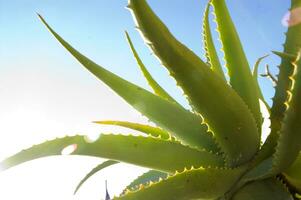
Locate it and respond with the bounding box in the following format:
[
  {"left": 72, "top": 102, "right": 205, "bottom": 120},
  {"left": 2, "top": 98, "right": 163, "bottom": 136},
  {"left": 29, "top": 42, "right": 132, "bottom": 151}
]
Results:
[
  {"left": 0, "top": 134, "right": 224, "bottom": 173},
  {"left": 125, "top": 31, "right": 178, "bottom": 103},
  {"left": 115, "top": 166, "right": 245, "bottom": 200},
  {"left": 128, "top": 0, "right": 259, "bottom": 166},
  {"left": 256, "top": 0, "right": 301, "bottom": 163},
  {"left": 202, "top": 2, "right": 226, "bottom": 80},
  {"left": 38, "top": 14, "right": 219, "bottom": 152},
  {"left": 94, "top": 120, "right": 171, "bottom": 139},
  {"left": 211, "top": 0, "right": 262, "bottom": 130},
  {"left": 74, "top": 160, "right": 118, "bottom": 194}
]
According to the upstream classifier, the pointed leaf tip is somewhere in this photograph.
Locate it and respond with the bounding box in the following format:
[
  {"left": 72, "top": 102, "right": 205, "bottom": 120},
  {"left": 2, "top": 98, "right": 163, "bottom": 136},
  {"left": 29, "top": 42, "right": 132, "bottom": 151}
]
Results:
[
  {"left": 38, "top": 15, "right": 220, "bottom": 152},
  {"left": 74, "top": 160, "right": 118, "bottom": 194},
  {"left": 129, "top": 0, "right": 260, "bottom": 166}
]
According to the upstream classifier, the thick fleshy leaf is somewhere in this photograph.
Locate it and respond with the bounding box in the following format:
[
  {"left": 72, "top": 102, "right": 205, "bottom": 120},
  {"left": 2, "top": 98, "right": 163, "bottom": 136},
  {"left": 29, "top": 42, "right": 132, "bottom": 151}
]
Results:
[
  {"left": 94, "top": 120, "right": 170, "bottom": 139},
  {"left": 252, "top": 55, "right": 270, "bottom": 111},
  {"left": 284, "top": 152, "right": 301, "bottom": 193},
  {"left": 38, "top": 14, "right": 219, "bottom": 153},
  {"left": 122, "top": 170, "right": 168, "bottom": 194},
  {"left": 125, "top": 31, "right": 177, "bottom": 103},
  {"left": 202, "top": 3, "right": 225, "bottom": 80},
  {"left": 272, "top": 53, "right": 301, "bottom": 172},
  {"left": 0, "top": 135, "right": 224, "bottom": 173},
  {"left": 253, "top": 55, "right": 269, "bottom": 80},
  {"left": 225, "top": 157, "right": 274, "bottom": 199},
  {"left": 211, "top": 0, "right": 261, "bottom": 130},
  {"left": 232, "top": 178, "right": 293, "bottom": 200},
  {"left": 257, "top": 0, "right": 301, "bottom": 163},
  {"left": 128, "top": 0, "right": 259, "bottom": 166},
  {"left": 74, "top": 160, "right": 118, "bottom": 194},
  {"left": 115, "top": 167, "right": 245, "bottom": 200},
  {"left": 239, "top": 157, "right": 273, "bottom": 186}
]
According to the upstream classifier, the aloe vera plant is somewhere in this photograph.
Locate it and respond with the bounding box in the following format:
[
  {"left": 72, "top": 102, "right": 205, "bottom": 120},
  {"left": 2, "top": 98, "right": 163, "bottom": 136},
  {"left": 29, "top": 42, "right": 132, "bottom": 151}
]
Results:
[{"left": 1, "top": 0, "right": 301, "bottom": 199}]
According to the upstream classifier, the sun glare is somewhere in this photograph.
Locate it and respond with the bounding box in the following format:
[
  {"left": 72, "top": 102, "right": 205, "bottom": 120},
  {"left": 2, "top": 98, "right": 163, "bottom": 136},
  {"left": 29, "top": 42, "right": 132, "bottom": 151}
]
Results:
[{"left": 0, "top": 106, "right": 147, "bottom": 199}]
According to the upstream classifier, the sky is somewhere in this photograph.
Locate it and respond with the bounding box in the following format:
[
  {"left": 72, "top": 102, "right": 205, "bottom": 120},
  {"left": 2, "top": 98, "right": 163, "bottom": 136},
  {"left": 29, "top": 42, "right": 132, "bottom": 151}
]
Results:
[{"left": 0, "top": 0, "right": 291, "bottom": 199}]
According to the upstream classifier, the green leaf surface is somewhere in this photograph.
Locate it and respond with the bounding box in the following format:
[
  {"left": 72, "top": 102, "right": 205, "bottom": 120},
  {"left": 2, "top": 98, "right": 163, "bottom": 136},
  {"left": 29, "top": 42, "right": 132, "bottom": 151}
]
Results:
[
  {"left": 125, "top": 31, "right": 177, "bottom": 103},
  {"left": 225, "top": 157, "right": 274, "bottom": 199},
  {"left": 241, "top": 157, "right": 273, "bottom": 184},
  {"left": 38, "top": 14, "right": 219, "bottom": 153},
  {"left": 202, "top": 3, "right": 226, "bottom": 80},
  {"left": 94, "top": 120, "right": 171, "bottom": 139},
  {"left": 232, "top": 178, "right": 293, "bottom": 200},
  {"left": 0, "top": 134, "right": 224, "bottom": 173},
  {"left": 74, "top": 160, "right": 118, "bottom": 194},
  {"left": 253, "top": 55, "right": 269, "bottom": 80},
  {"left": 283, "top": 152, "right": 301, "bottom": 193},
  {"left": 128, "top": 0, "right": 259, "bottom": 167},
  {"left": 122, "top": 170, "right": 168, "bottom": 194},
  {"left": 115, "top": 167, "right": 244, "bottom": 200},
  {"left": 211, "top": 0, "right": 262, "bottom": 130},
  {"left": 252, "top": 55, "right": 270, "bottom": 111},
  {"left": 273, "top": 53, "right": 301, "bottom": 171},
  {"left": 257, "top": 0, "right": 301, "bottom": 163}
]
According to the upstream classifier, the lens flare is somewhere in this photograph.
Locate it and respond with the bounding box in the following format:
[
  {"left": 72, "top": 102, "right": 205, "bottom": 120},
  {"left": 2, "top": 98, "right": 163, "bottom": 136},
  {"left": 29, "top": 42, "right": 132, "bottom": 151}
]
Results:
[{"left": 282, "top": 7, "right": 301, "bottom": 27}]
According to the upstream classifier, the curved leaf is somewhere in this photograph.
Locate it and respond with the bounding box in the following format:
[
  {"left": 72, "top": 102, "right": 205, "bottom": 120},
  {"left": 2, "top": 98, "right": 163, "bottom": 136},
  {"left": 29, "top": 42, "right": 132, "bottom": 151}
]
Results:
[
  {"left": 257, "top": 0, "right": 301, "bottom": 164},
  {"left": 37, "top": 14, "right": 219, "bottom": 153},
  {"left": 232, "top": 178, "right": 293, "bottom": 200},
  {"left": 94, "top": 120, "right": 170, "bottom": 139},
  {"left": 122, "top": 170, "right": 168, "bottom": 194},
  {"left": 252, "top": 55, "right": 270, "bottom": 111},
  {"left": 125, "top": 31, "right": 177, "bottom": 103},
  {"left": 128, "top": 0, "right": 259, "bottom": 166},
  {"left": 283, "top": 152, "right": 301, "bottom": 193},
  {"left": 202, "top": 3, "right": 225, "bottom": 80},
  {"left": 0, "top": 134, "right": 224, "bottom": 173},
  {"left": 115, "top": 167, "right": 245, "bottom": 200},
  {"left": 240, "top": 157, "right": 273, "bottom": 185},
  {"left": 253, "top": 55, "right": 269, "bottom": 80},
  {"left": 211, "top": 0, "right": 262, "bottom": 130},
  {"left": 272, "top": 53, "right": 301, "bottom": 172},
  {"left": 74, "top": 160, "right": 118, "bottom": 194},
  {"left": 226, "top": 157, "right": 274, "bottom": 198}
]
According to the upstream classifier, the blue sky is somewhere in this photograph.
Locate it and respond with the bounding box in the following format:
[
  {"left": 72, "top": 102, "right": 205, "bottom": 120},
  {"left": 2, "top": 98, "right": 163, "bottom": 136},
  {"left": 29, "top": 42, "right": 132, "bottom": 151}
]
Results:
[
  {"left": 0, "top": 0, "right": 289, "bottom": 103},
  {"left": 0, "top": 0, "right": 291, "bottom": 199}
]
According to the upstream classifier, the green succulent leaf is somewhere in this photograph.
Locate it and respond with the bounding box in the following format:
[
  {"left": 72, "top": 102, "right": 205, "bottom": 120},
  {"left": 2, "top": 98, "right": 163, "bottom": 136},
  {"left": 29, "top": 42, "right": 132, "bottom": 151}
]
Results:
[
  {"left": 202, "top": 2, "right": 226, "bottom": 80},
  {"left": 125, "top": 31, "right": 177, "bottom": 103},
  {"left": 253, "top": 55, "right": 269, "bottom": 80},
  {"left": 38, "top": 14, "right": 219, "bottom": 153},
  {"left": 115, "top": 167, "right": 245, "bottom": 200},
  {"left": 128, "top": 0, "right": 260, "bottom": 167},
  {"left": 74, "top": 160, "right": 118, "bottom": 194},
  {"left": 273, "top": 51, "right": 297, "bottom": 61},
  {"left": 122, "top": 170, "right": 168, "bottom": 194},
  {"left": 283, "top": 152, "right": 301, "bottom": 193},
  {"left": 257, "top": 0, "right": 301, "bottom": 163},
  {"left": 225, "top": 157, "right": 274, "bottom": 199},
  {"left": 252, "top": 55, "right": 270, "bottom": 111},
  {"left": 241, "top": 157, "right": 273, "bottom": 184},
  {"left": 232, "top": 178, "right": 293, "bottom": 200},
  {"left": 272, "top": 53, "right": 301, "bottom": 172},
  {"left": 0, "top": 134, "right": 224, "bottom": 173},
  {"left": 94, "top": 120, "right": 171, "bottom": 139},
  {"left": 211, "top": 0, "right": 262, "bottom": 130}
]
